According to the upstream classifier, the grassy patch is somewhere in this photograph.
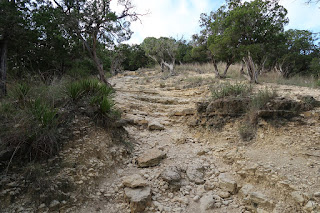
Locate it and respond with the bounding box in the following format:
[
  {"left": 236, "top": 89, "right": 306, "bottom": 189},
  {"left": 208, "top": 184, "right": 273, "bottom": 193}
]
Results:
[
  {"left": 211, "top": 82, "right": 252, "bottom": 100},
  {"left": 250, "top": 88, "right": 277, "bottom": 110},
  {"left": 0, "top": 77, "right": 116, "bottom": 163}
]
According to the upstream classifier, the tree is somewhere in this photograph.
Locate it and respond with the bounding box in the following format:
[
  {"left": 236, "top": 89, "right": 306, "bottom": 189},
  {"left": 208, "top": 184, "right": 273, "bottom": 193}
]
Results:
[
  {"left": 275, "top": 29, "right": 319, "bottom": 77},
  {"left": 52, "top": 0, "right": 140, "bottom": 86},
  {"left": 0, "top": 0, "right": 27, "bottom": 96},
  {"left": 203, "top": 0, "right": 288, "bottom": 82},
  {"left": 141, "top": 37, "right": 178, "bottom": 75}
]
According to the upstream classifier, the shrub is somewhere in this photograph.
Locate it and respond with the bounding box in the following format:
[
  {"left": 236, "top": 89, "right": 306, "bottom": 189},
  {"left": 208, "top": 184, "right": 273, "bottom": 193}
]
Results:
[
  {"left": 211, "top": 82, "right": 252, "bottom": 100},
  {"left": 250, "top": 88, "right": 277, "bottom": 110}
]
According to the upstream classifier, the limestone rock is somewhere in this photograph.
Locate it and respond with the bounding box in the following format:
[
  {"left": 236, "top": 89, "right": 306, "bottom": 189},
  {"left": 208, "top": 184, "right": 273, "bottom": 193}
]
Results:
[
  {"left": 124, "top": 187, "right": 151, "bottom": 213},
  {"left": 248, "top": 191, "right": 273, "bottom": 209},
  {"left": 218, "top": 173, "right": 237, "bottom": 194},
  {"left": 137, "top": 148, "right": 166, "bottom": 168},
  {"left": 303, "top": 201, "right": 318, "bottom": 212},
  {"left": 200, "top": 193, "right": 216, "bottom": 212},
  {"left": 290, "top": 191, "right": 305, "bottom": 205},
  {"left": 239, "top": 184, "right": 254, "bottom": 198},
  {"left": 186, "top": 163, "right": 205, "bottom": 184},
  {"left": 148, "top": 121, "right": 165, "bottom": 131},
  {"left": 122, "top": 174, "right": 148, "bottom": 188},
  {"left": 160, "top": 166, "right": 182, "bottom": 187}
]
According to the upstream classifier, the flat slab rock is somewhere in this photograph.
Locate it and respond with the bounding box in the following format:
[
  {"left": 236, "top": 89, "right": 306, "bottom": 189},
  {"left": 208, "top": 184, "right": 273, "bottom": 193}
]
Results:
[
  {"left": 122, "top": 174, "right": 148, "bottom": 188},
  {"left": 148, "top": 121, "right": 165, "bottom": 130},
  {"left": 137, "top": 148, "right": 166, "bottom": 168}
]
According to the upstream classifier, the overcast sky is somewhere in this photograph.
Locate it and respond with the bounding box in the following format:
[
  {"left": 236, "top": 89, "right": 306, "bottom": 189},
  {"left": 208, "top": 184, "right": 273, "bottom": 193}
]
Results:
[{"left": 111, "top": 0, "right": 320, "bottom": 44}]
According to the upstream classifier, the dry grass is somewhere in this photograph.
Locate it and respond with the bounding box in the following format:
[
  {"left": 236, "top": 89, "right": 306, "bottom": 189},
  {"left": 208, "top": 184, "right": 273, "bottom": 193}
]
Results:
[
  {"left": 174, "top": 63, "right": 319, "bottom": 88},
  {"left": 259, "top": 72, "right": 319, "bottom": 88}
]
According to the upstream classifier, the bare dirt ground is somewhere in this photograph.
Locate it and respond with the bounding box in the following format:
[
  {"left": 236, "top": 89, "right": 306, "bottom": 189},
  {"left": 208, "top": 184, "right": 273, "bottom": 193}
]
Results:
[{"left": 73, "top": 69, "right": 320, "bottom": 213}]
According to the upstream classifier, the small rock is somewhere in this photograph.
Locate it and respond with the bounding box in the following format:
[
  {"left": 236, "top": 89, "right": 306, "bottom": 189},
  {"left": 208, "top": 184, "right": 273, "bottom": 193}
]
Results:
[
  {"left": 49, "top": 200, "right": 60, "bottom": 209},
  {"left": 303, "top": 200, "right": 317, "bottom": 212},
  {"left": 249, "top": 191, "right": 273, "bottom": 208},
  {"left": 122, "top": 174, "right": 148, "bottom": 188},
  {"left": 200, "top": 193, "right": 216, "bottom": 212},
  {"left": 314, "top": 192, "right": 320, "bottom": 197},
  {"left": 239, "top": 184, "right": 254, "bottom": 198},
  {"left": 217, "top": 191, "right": 230, "bottom": 198},
  {"left": 290, "top": 191, "right": 305, "bottom": 205},
  {"left": 193, "top": 195, "right": 201, "bottom": 202},
  {"left": 186, "top": 163, "right": 205, "bottom": 184},
  {"left": 148, "top": 121, "right": 165, "bottom": 131},
  {"left": 218, "top": 173, "right": 237, "bottom": 194},
  {"left": 137, "top": 148, "right": 166, "bottom": 168},
  {"left": 124, "top": 187, "right": 152, "bottom": 213},
  {"left": 161, "top": 166, "right": 182, "bottom": 184},
  {"left": 257, "top": 208, "right": 269, "bottom": 213}
]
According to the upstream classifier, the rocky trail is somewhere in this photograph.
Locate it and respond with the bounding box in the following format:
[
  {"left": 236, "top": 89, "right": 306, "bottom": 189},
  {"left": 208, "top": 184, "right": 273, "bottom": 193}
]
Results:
[{"left": 77, "top": 70, "right": 320, "bottom": 213}]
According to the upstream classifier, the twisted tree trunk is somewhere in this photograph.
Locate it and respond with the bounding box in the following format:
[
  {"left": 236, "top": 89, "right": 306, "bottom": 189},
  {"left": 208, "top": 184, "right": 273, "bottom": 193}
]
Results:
[{"left": 243, "top": 53, "right": 258, "bottom": 83}]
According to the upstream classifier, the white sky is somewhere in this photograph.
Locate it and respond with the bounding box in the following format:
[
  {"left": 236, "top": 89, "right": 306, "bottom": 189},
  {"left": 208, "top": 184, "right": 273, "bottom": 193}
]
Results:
[{"left": 111, "top": 0, "right": 320, "bottom": 44}]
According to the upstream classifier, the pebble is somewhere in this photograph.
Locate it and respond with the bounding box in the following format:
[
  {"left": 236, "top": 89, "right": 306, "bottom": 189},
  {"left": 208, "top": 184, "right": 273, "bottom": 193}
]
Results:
[{"left": 193, "top": 195, "right": 200, "bottom": 202}]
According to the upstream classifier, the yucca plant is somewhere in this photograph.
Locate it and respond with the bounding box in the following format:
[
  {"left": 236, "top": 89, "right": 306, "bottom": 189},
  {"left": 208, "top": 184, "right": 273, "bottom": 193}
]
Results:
[
  {"left": 11, "top": 82, "right": 31, "bottom": 105},
  {"left": 66, "top": 82, "right": 84, "bottom": 101},
  {"left": 99, "top": 95, "right": 113, "bottom": 114},
  {"left": 31, "top": 99, "right": 58, "bottom": 127}
]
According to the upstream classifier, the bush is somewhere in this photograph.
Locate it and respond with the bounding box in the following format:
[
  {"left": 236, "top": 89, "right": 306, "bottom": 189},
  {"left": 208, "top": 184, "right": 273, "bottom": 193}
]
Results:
[
  {"left": 0, "top": 98, "right": 60, "bottom": 161},
  {"left": 250, "top": 88, "right": 277, "bottom": 110},
  {"left": 211, "top": 82, "right": 252, "bottom": 100}
]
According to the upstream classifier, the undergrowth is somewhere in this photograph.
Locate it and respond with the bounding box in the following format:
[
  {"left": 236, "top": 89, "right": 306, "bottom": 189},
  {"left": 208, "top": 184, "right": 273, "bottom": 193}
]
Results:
[
  {"left": 0, "top": 77, "right": 117, "bottom": 164},
  {"left": 211, "top": 82, "right": 252, "bottom": 100}
]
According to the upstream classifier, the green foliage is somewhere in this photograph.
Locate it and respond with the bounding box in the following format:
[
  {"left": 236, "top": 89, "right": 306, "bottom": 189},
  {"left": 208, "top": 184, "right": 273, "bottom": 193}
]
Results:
[
  {"left": 31, "top": 99, "right": 58, "bottom": 128},
  {"left": 141, "top": 37, "right": 179, "bottom": 72},
  {"left": 11, "top": 82, "right": 31, "bottom": 104},
  {"left": 310, "top": 57, "right": 320, "bottom": 77},
  {"left": 66, "top": 82, "right": 84, "bottom": 102},
  {"left": 211, "top": 83, "right": 252, "bottom": 100}
]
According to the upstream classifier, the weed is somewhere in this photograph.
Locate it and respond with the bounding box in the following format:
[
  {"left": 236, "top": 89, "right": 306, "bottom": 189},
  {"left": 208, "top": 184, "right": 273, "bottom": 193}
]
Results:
[
  {"left": 211, "top": 82, "right": 252, "bottom": 100},
  {"left": 238, "top": 123, "right": 256, "bottom": 141}
]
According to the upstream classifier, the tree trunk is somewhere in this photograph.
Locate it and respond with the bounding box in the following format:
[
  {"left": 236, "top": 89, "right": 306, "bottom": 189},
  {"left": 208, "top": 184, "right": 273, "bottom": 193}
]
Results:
[
  {"left": 212, "top": 60, "right": 221, "bottom": 78},
  {"left": 162, "top": 61, "right": 175, "bottom": 76},
  {"left": 243, "top": 55, "right": 258, "bottom": 83},
  {"left": 81, "top": 35, "right": 112, "bottom": 87},
  {"left": 240, "top": 61, "right": 245, "bottom": 75},
  {"left": 0, "top": 40, "right": 8, "bottom": 97},
  {"left": 221, "top": 62, "right": 231, "bottom": 78}
]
